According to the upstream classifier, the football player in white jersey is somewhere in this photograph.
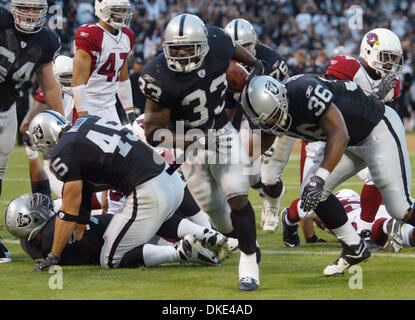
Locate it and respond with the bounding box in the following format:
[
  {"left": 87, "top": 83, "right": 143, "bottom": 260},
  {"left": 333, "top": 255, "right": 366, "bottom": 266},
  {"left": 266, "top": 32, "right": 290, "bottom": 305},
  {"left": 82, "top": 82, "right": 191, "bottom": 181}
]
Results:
[
  {"left": 283, "top": 28, "right": 403, "bottom": 246},
  {"left": 72, "top": 0, "right": 135, "bottom": 124}
]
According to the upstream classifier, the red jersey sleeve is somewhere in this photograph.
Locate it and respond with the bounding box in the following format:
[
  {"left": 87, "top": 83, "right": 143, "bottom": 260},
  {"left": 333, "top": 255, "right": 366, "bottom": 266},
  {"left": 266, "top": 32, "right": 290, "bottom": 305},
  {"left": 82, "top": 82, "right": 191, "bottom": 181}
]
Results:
[
  {"left": 325, "top": 55, "right": 361, "bottom": 81},
  {"left": 35, "top": 88, "right": 45, "bottom": 104},
  {"left": 122, "top": 27, "right": 134, "bottom": 51},
  {"left": 392, "top": 77, "right": 401, "bottom": 101},
  {"left": 74, "top": 24, "right": 104, "bottom": 57}
]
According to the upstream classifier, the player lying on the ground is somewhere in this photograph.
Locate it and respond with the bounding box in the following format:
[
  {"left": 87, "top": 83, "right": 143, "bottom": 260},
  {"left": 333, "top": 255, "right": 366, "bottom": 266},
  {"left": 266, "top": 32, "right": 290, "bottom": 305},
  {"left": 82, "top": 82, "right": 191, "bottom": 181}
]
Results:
[
  {"left": 6, "top": 128, "right": 227, "bottom": 267},
  {"left": 26, "top": 111, "right": 230, "bottom": 271},
  {"left": 240, "top": 74, "right": 414, "bottom": 276},
  {"left": 282, "top": 189, "right": 409, "bottom": 253}
]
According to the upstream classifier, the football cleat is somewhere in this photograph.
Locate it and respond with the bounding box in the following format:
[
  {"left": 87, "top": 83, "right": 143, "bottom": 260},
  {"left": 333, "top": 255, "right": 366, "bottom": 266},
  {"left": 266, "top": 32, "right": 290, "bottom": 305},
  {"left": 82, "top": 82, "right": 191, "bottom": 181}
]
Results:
[
  {"left": 281, "top": 208, "right": 300, "bottom": 247},
  {"left": 323, "top": 240, "right": 371, "bottom": 276},
  {"left": 200, "top": 229, "right": 230, "bottom": 261},
  {"left": 385, "top": 219, "right": 404, "bottom": 253},
  {"left": 358, "top": 229, "right": 383, "bottom": 251},
  {"left": 238, "top": 277, "right": 259, "bottom": 291},
  {"left": 0, "top": 240, "right": 11, "bottom": 264},
  {"left": 224, "top": 238, "right": 261, "bottom": 264},
  {"left": 175, "top": 234, "right": 220, "bottom": 266}
]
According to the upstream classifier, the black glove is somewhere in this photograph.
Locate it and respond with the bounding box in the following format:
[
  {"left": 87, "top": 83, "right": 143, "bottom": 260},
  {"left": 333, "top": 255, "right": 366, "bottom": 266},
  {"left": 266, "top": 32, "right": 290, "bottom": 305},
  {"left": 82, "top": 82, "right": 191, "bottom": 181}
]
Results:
[
  {"left": 373, "top": 72, "right": 398, "bottom": 101},
  {"left": 127, "top": 111, "right": 137, "bottom": 125},
  {"left": 306, "top": 234, "right": 327, "bottom": 243},
  {"left": 34, "top": 252, "right": 60, "bottom": 272},
  {"left": 247, "top": 60, "right": 265, "bottom": 84},
  {"left": 22, "top": 132, "right": 33, "bottom": 147},
  {"left": 300, "top": 175, "right": 325, "bottom": 212}
]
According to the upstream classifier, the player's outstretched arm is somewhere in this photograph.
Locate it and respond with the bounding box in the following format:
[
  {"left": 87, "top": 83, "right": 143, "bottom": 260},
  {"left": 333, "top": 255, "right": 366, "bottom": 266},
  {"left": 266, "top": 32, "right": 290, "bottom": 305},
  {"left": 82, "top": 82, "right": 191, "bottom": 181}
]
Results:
[
  {"left": 34, "top": 180, "right": 82, "bottom": 271},
  {"left": 36, "top": 62, "right": 65, "bottom": 116},
  {"left": 318, "top": 104, "right": 350, "bottom": 173},
  {"left": 72, "top": 49, "right": 92, "bottom": 117}
]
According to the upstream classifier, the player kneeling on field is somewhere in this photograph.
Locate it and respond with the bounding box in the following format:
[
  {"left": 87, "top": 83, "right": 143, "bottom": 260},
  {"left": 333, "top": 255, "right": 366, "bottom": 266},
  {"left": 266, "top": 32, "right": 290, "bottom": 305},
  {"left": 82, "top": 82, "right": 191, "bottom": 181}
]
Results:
[{"left": 24, "top": 111, "right": 229, "bottom": 270}]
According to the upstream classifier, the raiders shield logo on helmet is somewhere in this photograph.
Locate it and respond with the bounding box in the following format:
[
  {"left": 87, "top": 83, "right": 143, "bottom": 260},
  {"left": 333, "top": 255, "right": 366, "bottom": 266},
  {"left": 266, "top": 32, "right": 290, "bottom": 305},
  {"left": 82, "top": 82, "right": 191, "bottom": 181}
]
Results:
[
  {"left": 17, "top": 212, "right": 32, "bottom": 228},
  {"left": 32, "top": 124, "right": 44, "bottom": 140}
]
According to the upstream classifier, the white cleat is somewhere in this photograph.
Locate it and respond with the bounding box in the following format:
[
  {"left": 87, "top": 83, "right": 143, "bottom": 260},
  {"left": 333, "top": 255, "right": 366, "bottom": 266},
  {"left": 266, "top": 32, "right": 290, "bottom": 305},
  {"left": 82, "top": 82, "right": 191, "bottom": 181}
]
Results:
[
  {"left": 175, "top": 234, "right": 220, "bottom": 266},
  {"left": 385, "top": 219, "right": 405, "bottom": 253},
  {"left": 200, "top": 229, "right": 230, "bottom": 262},
  {"left": 261, "top": 185, "right": 286, "bottom": 231}
]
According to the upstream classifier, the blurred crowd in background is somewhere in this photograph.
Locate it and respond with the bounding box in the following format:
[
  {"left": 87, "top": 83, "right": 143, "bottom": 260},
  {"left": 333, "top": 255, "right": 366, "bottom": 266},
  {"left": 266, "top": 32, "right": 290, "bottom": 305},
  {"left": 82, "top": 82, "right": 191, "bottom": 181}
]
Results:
[{"left": 2, "top": 0, "right": 415, "bottom": 135}]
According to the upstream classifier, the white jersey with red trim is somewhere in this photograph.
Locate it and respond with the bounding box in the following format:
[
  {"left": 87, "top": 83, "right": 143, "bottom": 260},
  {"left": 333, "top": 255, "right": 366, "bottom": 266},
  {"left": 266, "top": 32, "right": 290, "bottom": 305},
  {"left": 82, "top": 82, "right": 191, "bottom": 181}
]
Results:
[
  {"left": 34, "top": 89, "right": 76, "bottom": 123},
  {"left": 325, "top": 55, "right": 400, "bottom": 103},
  {"left": 74, "top": 23, "right": 133, "bottom": 121}
]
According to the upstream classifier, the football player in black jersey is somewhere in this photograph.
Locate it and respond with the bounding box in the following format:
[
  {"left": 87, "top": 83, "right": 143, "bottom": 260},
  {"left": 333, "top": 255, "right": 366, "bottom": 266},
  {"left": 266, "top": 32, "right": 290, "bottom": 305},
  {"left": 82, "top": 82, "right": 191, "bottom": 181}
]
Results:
[
  {"left": 241, "top": 74, "right": 415, "bottom": 275},
  {"left": 27, "top": 111, "right": 228, "bottom": 271},
  {"left": 0, "top": 0, "right": 64, "bottom": 261},
  {"left": 4, "top": 149, "right": 223, "bottom": 268},
  {"left": 140, "top": 14, "right": 264, "bottom": 291},
  {"left": 224, "top": 18, "right": 294, "bottom": 232}
]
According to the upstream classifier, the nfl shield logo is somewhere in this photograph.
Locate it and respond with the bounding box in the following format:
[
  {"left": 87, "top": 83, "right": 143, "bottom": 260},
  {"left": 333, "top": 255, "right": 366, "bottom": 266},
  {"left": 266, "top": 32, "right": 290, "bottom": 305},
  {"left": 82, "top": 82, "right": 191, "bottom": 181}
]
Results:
[{"left": 198, "top": 69, "right": 206, "bottom": 78}]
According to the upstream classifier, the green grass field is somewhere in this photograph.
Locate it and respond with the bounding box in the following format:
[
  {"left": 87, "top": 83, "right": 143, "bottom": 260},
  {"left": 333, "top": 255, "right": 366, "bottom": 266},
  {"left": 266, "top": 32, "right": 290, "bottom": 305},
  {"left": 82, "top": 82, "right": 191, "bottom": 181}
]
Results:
[{"left": 1, "top": 145, "right": 415, "bottom": 300}]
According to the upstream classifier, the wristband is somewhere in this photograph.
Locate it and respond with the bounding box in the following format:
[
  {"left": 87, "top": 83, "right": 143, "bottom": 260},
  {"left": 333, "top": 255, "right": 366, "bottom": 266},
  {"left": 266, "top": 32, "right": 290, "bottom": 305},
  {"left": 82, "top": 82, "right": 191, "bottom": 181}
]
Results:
[
  {"left": 315, "top": 167, "right": 330, "bottom": 181},
  {"left": 72, "top": 85, "right": 87, "bottom": 112}
]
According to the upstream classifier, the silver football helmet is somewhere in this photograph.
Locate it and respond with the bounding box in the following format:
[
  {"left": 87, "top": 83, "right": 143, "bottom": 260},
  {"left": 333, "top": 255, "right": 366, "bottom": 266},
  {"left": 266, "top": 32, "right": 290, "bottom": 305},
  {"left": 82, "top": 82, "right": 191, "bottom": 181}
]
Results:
[
  {"left": 224, "top": 19, "right": 257, "bottom": 56},
  {"left": 10, "top": 0, "right": 48, "bottom": 34},
  {"left": 5, "top": 193, "right": 54, "bottom": 241},
  {"left": 241, "top": 75, "right": 291, "bottom": 134},
  {"left": 28, "top": 110, "right": 71, "bottom": 158},
  {"left": 162, "top": 14, "right": 209, "bottom": 73}
]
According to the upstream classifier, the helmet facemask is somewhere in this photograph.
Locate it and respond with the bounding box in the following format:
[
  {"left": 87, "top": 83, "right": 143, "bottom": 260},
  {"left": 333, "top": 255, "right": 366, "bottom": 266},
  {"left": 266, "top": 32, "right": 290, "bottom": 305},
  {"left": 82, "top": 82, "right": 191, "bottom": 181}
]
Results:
[
  {"left": 163, "top": 41, "right": 209, "bottom": 73},
  {"left": 56, "top": 73, "right": 73, "bottom": 95},
  {"left": 101, "top": 5, "right": 133, "bottom": 30},
  {"left": 372, "top": 50, "right": 404, "bottom": 77},
  {"left": 10, "top": 0, "right": 48, "bottom": 34}
]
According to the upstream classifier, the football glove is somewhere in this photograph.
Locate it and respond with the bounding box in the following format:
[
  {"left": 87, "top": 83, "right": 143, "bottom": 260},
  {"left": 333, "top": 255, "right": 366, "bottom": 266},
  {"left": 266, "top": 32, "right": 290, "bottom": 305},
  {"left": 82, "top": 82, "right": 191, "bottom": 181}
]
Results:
[
  {"left": 247, "top": 60, "right": 265, "bottom": 84},
  {"left": 34, "top": 252, "right": 60, "bottom": 272},
  {"left": 300, "top": 175, "right": 325, "bottom": 212},
  {"left": 373, "top": 72, "right": 399, "bottom": 101},
  {"left": 23, "top": 132, "right": 38, "bottom": 159},
  {"left": 127, "top": 111, "right": 137, "bottom": 125}
]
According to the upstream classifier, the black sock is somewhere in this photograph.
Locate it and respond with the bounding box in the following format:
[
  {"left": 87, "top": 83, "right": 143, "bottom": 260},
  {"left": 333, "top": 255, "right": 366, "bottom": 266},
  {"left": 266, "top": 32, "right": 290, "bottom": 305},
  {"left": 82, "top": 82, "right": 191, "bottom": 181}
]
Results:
[
  {"left": 406, "top": 205, "right": 415, "bottom": 227},
  {"left": 315, "top": 194, "right": 348, "bottom": 229},
  {"left": 0, "top": 179, "right": 2, "bottom": 198},
  {"left": 156, "top": 213, "right": 182, "bottom": 239},
  {"left": 119, "top": 245, "right": 145, "bottom": 268},
  {"left": 230, "top": 201, "right": 257, "bottom": 254},
  {"left": 175, "top": 186, "right": 201, "bottom": 217}
]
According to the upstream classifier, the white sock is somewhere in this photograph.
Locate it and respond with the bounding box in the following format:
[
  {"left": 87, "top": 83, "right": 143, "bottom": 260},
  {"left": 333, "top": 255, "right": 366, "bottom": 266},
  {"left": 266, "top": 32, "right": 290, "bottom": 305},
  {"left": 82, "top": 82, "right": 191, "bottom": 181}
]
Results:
[
  {"left": 142, "top": 244, "right": 178, "bottom": 267},
  {"left": 177, "top": 219, "right": 206, "bottom": 240},
  {"left": 382, "top": 219, "right": 391, "bottom": 234},
  {"left": 355, "top": 217, "right": 373, "bottom": 233},
  {"left": 239, "top": 251, "right": 259, "bottom": 282},
  {"left": 188, "top": 210, "right": 212, "bottom": 228},
  {"left": 403, "top": 224, "right": 413, "bottom": 247},
  {"left": 332, "top": 222, "right": 361, "bottom": 246}
]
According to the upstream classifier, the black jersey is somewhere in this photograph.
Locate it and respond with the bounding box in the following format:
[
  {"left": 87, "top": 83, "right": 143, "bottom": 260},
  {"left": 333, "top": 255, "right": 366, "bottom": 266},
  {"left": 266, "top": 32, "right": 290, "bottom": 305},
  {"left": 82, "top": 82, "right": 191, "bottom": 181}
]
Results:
[
  {"left": 139, "top": 26, "right": 235, "bottom": 132},
  {"left": 278, "top": 74, "right": 385, "bottom": 146},
  {"left": 0, "top": 8, "right": 61, "bottom": 110},
  {"left": 49, "top": 116, "right": 165, "bottom": 195},
  {"left": 21, "top": 214, "right": 113, "bottom": 265}
]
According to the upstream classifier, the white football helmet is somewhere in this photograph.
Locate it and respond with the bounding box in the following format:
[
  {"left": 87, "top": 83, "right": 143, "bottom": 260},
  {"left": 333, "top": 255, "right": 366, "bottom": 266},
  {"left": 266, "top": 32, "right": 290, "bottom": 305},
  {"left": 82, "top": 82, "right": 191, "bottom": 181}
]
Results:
[
  {"left": 5, "top": 193, "right": 54, "bottom": 241},
  {"left": 53, "top": 55, "right": 73, "bottom": 96},
  {"left": 224, "top": 19, "right": 257, "bottom": 56},
  {"left": 28, "top": 110, "right": 71, "bottom": 158},
  {"left": 360, "top": 28, "right": 404, "bottom": 77},
  {"left": 10, "top": 0, "right": 48, "bottom": 34},
  {"left": 95, "top": 0, "right": 133, "bottom": 30},
  {"left": 241, "top": 75, "right": 291, "bottom": 134},
  {"left": 162, "top": 14, "right": 209, "bottom": 73}
]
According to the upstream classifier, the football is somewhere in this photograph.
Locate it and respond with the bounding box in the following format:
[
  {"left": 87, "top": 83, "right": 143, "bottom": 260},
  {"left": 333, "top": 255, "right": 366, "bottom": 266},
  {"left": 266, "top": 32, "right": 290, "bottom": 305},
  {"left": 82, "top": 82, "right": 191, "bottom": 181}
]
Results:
[{"left": 226, "top": 59, "right": 249, "bottom": 93}]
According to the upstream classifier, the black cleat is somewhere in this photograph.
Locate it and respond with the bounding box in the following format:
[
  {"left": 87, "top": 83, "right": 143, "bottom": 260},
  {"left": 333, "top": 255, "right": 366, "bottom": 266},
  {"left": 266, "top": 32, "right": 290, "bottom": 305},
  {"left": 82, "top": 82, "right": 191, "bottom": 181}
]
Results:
[
  {"left": 359, "top": 229, "right": 383, "bottom": 251},
  {"left": 281, "top": 209, "right": 300, "bottom": 247},
  {"left": 323, "top": 240, "right": 371, "bottom": 276},
  {"left": 238, "top": 277, "right": 259, "bottom": 291}
]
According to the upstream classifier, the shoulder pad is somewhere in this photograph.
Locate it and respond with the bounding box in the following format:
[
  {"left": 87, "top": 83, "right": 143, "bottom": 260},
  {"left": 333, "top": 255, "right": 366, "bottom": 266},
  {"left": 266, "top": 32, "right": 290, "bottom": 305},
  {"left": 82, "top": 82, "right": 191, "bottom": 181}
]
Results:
[
  {"left": 75, "top": 24, "right": 104, "bottom": 53},
  {"left": 0, "top": 7, "right": 13, "bottom": 29},
  {"left": 325, "top": 55, "right": 361, "bottom": 80}
]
